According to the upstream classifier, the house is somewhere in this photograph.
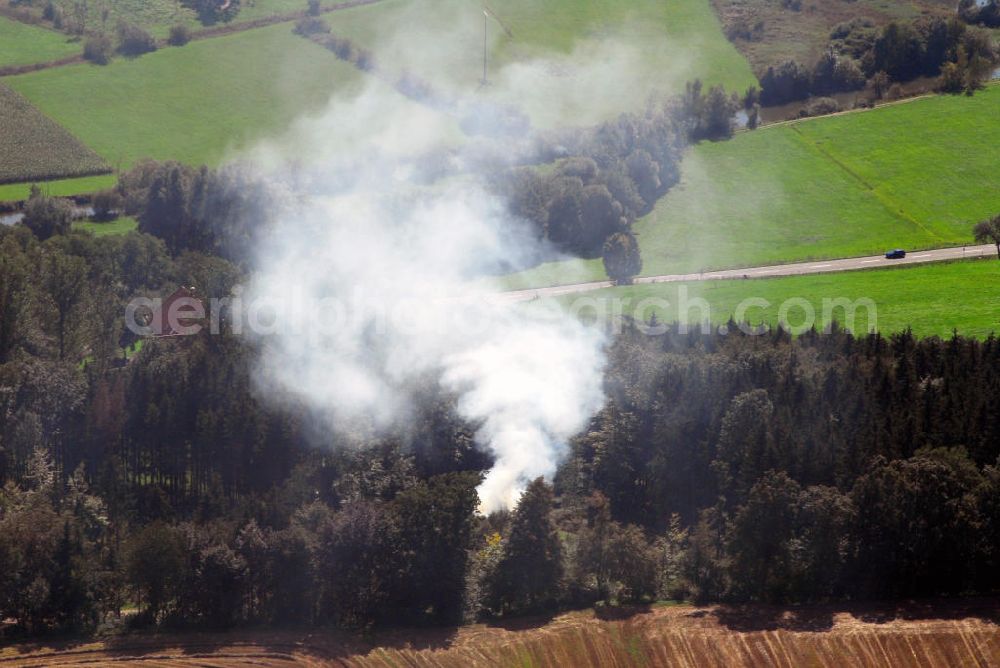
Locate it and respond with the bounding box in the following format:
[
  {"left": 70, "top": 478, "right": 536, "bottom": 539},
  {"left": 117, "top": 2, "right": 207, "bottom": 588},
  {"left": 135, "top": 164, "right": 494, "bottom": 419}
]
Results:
[{"left": 148, "top": 286, "right": 205, "bottom": 337}]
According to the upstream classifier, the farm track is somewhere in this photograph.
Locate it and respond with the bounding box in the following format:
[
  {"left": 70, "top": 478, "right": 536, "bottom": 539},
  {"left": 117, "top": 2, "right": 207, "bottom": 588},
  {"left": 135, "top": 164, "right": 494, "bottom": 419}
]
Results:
[
  {"left": 3, "top": 600, "right": 999, "bottom": 667},
  {"left": 0, "top": 0, "right": 384, "bottom": 78}
]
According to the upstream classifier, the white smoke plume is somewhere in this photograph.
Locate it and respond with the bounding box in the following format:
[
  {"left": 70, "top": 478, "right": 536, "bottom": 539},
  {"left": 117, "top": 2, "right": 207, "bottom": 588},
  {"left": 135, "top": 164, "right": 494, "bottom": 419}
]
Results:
[
  {"left": 236, "top": 12, "right": 698, "bottom": 510},
  {"left": 241, "top": 88, "right": 606, "bottom": 512}
]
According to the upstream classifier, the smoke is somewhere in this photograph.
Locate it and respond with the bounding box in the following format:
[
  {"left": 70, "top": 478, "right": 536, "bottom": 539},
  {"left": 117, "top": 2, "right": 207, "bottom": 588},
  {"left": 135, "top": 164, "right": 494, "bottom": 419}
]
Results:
[
  {"left": 234, "top": 9, "right": 701, "bottom": 511},
  {"left": 241, "top": 91, "right": 608, "bottom": 513}
]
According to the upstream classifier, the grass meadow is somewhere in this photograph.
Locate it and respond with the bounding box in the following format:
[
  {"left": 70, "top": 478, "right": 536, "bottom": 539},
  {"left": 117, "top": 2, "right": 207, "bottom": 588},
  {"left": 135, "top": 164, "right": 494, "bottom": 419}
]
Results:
[
  {"left": 511, "top": 85, "right": 1000, "bottom": 288},
  {"left": 4, "top": 21, "right": 370, "bottom": 170},
  {"left": 0, "top": 16, "right": 78, "bottom": 67},
  {"left": 18, "top": 0, "right": 349, "bottom": 39},
  {"left": 324, "top": 0, "right": 757, "bottom": 125},
  {"left": 0, "top": 174, "right": 117, "bottom": 203},
  {"left": 1, "top": 0, "right": 751, "bottom": 198},
  {"left": 560, "top": 258, "right": 1000, "bottom": 339},
  {"left": 72, "top": 216, "right": 139, "bottom": 237}
]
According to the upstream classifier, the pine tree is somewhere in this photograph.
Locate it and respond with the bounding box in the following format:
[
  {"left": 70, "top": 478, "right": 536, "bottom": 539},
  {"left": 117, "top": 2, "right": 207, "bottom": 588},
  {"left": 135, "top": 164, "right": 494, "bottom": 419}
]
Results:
[{"left": 482, "top": 478, "right": 563, "bottom": 615}]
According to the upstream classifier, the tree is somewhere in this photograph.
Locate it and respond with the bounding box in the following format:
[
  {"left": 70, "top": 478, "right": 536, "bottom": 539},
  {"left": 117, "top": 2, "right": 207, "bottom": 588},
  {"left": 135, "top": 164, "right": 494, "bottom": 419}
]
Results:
[
  {"left": 184, "top": 0, "right": 243, "bottom": 24},
  {"left": 481, "top": 478, "right": 563, "bottom": 616},
  {"left": 871, "top": 22, "right": 923, "bottom": 81},
  {"left": 168, "top": 24, "right": 191, "bottom": 47},
  {"left": 938, "top": 60, "right": 966, "bottom": 93},
  {"left": 126, "top": 523, "right": 187, "bottom": 623},
  {"left": 579, "top": 185, "right": 625, "bottom": 256},
  {"left": 22, "top": 186, "right": 73, "bottom": 241},
  {"left": 0, "top": 231, "right": 37, "bottom": 363},
  {"left": 713, "top": 390, "right": 778, "bottom": 504},
  {"left": 307, "top": 0, "right": 321, "bottom": 16},
  {"left": 575, "top": 493, "right": 657, "bottom": 604},
  {"left": 654, "top": 514, "right": 690, "bottom": 600},
  {"left": 759, "top": 60, "right": 811, "bottom": 105},
  {"left": 790, "top": 485, "right": 853, "bottom": 600},
  {"left": 180, "top": 535, "right": 248, "bottom": 628},
  {"left": 41, "top": 250, "right": 89, "bottom": 360},
  {"left": 602, "top": 231, "right": 642, "bottom": 285},
  {"left": 728, "top": 471, "right": 800, "bottom": 602},
  {"left": 117, "top": 22, "right": 157, "bottom": 57},
  {"left": 973, "top": 215, "right": 1000, "bottom": 259},
  {"left": 390, "top": 472, "right": 480, "bottom": 623},
  {"left": 850, "top": 452, "right": 981, "bottom": 597},
  {"left": 294, "top": 15, "right": 329, "bottom": 36},
  {"left": 546, "top": 177, "right": 584, "bottom": 251},
  {"left": 701, "top": 85, "right": 736, "bottom": 139},
  {"left": 625, "top": 150, "right": 661, "bottom": 204},
  {"left": 868, "top": 70, "right": 891, "bottom": 99},
  {"left": 91, "top": 189, "right": 123, "bottom": 221},
  {"left": 315, "top": 501, "right": 398, "bottom": 627},
  {"left": 83, "top": 33, "right": 113, "bottom": 65}
]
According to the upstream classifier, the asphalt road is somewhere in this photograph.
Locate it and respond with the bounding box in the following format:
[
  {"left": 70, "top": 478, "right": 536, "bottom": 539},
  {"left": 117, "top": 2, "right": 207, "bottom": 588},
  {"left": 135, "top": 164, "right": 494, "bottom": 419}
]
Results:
[{"left": 503, "top": 244, "right": 998, "bottom": 302}]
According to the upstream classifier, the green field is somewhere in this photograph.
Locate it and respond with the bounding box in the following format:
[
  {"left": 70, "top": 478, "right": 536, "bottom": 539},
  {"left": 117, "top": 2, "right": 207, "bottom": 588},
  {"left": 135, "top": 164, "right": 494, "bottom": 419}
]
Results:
[
  {"left": 557, "top": 258, "right": 1000, "bottom": 339},
  {"left": 0, "top": 83, "right": 110, "bottom": 184},
  {"left": 4, "top": 21, "right": 379, "bottom": 170},
  {"left": 17, "top": 0, "right": 340, "bottom": 39},
  {"left": 0, "top": 16, "right": 79, "bottom": 67},
  {"left": 0, "top": 174, "right": 116, "bottom": 203},
  {"left": 72, "top": 216, "right": 139, "bottom": 237},
  {"left": 325, "top": 0, "right": 757, "bottom": 125},
  {"left": 0, "top": 0, "right": 752, "bottom": 198},
  {"left": 511, "top": 85, "right": 1000, "bottom": 288}
]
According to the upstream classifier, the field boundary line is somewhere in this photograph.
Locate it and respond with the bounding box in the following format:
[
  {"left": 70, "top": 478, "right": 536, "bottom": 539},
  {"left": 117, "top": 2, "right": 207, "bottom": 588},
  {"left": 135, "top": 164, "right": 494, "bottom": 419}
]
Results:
[{"left": 787, "top": 124, "right": 946, "bottom": 243}]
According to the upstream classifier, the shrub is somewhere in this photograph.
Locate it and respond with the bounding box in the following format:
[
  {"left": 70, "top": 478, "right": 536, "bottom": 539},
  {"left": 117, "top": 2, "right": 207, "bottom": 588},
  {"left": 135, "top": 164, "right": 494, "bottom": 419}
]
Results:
[
  {"left": 307, "top": 0, "right": 321, "bottom": 16},
  {"left": 83, "top": 34, "right": 114, "bottom": 65},
  {"left": 23, "top": 185, "right": 74, "bottom": 240},
  {"left": 182, "top": 0, "right": 243, "bottom": 25},
  {"left": 117, "top": 22, "right": 157, "bottom": 57},
  {"left": 801, "top": 97, "right": 841, "bottom": 117},
  {"left": 168, "top": 24, "right": 191, "bottom": 46},
  {"left": 91, "top": 189, "right": 124, "bottom": 221},
  {"left": 293, "top": 16, "right": 329, "bottom": 37}
]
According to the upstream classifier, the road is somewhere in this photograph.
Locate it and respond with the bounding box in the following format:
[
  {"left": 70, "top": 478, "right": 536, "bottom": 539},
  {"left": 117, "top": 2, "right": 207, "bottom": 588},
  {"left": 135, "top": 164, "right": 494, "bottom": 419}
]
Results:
[{"left": 502, "top": 244, "right": 998, "bottom": 302}]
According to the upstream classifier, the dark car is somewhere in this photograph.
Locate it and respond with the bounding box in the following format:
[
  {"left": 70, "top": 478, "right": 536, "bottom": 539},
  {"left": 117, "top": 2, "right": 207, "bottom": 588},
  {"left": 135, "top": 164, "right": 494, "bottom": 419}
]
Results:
[{"left": 885, "top": 249, "right": 906, "bottom": 259}]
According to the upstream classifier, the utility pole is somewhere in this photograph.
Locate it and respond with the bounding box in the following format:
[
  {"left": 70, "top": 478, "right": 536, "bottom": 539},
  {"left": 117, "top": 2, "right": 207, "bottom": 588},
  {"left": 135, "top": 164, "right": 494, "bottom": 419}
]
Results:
[
  {"left": 482, "top": 9, "right": 489, "bottom": 86},
  {"left": 480, "top": 5, "right": 512, "bottom": 87}
]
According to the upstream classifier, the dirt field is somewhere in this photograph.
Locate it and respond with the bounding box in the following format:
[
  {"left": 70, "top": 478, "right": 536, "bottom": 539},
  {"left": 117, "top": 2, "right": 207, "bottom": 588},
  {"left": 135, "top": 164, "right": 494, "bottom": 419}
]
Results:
[
  {"left": 711, "top": 0, "right": 955, "bottom": 73},
  {"left": 3, "top": 599, "right": 999, "bottom": 667}
]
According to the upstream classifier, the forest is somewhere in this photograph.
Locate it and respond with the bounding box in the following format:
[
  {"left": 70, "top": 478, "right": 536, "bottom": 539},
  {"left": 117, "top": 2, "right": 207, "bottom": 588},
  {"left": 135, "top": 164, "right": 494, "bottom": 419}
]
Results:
[
  {"left": 1, "top": 7, "right": 999, "bottom": 639},
  {"left": 3, "top": 191, "right": 1000, "bottom": 632}
]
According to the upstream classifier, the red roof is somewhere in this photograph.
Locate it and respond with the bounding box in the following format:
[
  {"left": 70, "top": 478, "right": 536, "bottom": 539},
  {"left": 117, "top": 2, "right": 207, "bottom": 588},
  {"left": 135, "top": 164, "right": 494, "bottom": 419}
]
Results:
[{"left": 149, "top": 287, "right": 204, "bottom": 337}]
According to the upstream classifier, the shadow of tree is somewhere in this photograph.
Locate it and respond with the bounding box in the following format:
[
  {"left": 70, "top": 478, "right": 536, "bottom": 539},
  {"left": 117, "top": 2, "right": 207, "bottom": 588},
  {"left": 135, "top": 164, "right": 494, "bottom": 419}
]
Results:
[
  {"left": 711, "top": 596, "right": 1000, "bottom": 633},
  {"left": 593, "top": 603, "right": 652, "bottom": 622},
  {"left": 712, "top": 603, "right": 836, "bottom": 632}
]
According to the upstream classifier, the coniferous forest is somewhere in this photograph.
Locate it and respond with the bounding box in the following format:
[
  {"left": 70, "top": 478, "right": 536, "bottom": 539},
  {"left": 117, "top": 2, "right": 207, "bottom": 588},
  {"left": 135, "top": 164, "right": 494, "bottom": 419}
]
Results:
[
  {"left": 3, "top": 217, "right": 1000, "bottom": 633},
  {"left": 2, "top": 85, "right": 999, "bottom": 641}
]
